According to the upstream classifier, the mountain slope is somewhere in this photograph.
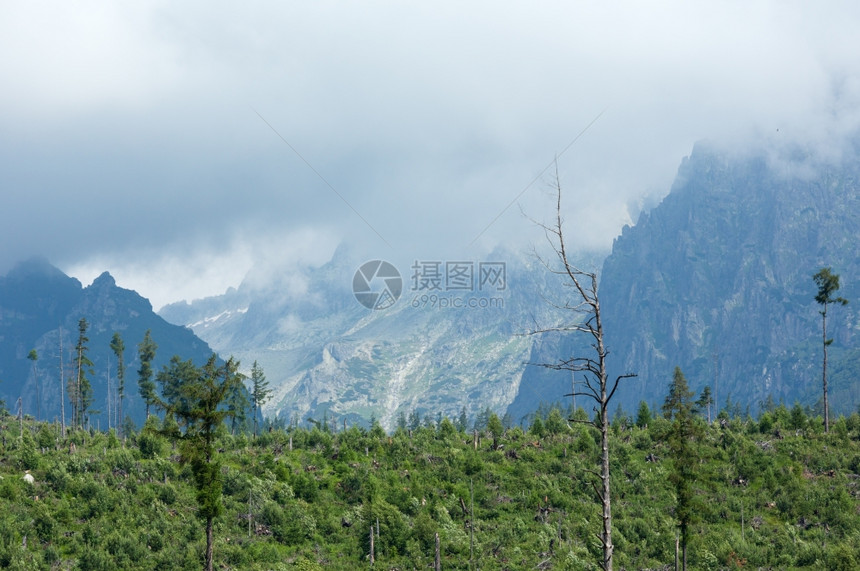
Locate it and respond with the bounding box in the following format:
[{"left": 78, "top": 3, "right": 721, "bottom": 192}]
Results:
[
  {"left": 160, "top": 248, "right": 574, "bottom": 429},
  {"left": 600, "top": 142, "right": 860, "bottom": 415},
  {"left": 0, "top": 259, "right": 217, "bottom": 426}
]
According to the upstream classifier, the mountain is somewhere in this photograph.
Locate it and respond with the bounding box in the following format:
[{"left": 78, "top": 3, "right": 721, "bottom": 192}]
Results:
[
  {"left": 161, "top": 139, "right": 860, "bottom": 428},
  {"left": 159, "top": 247, "right": 591, "bottom": 429},
  {"left": 600, "top": 141, "right": 860, "bottom": 415},
  {"left": 0, "top": 258, "right": 217, "bottom": 427}
]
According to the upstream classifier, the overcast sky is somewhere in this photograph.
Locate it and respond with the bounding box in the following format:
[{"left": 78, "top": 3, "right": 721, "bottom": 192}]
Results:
[{"left": 2, "top": 1, "right": 859, "bottom": 309}]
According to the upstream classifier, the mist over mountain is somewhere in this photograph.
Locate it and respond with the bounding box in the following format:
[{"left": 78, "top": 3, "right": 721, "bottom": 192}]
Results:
[
  {"left": 6, "top": 137, "right": 859, "bottom": 431},
  {"left": 160, "top": 246, "right": 581, "bottom": 429},
  {"left": 162, "top": 139, "right": 860, "bottom": 427},
  {"left": 600, "top": 140, "right": 860, "bottom": 415},
  {"left": 0, "top": 258, "right": 217, "bottom": 427}
]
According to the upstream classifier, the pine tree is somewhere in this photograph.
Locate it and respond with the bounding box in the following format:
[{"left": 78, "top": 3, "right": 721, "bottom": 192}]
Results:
[
  {"left": 137, "top": 330, "right": 158, "bottom": 418},
  {"left": 225, "top": 360, "right": 248, "bottom": 435},
  {"left": 696, "top": 386, "right": 713, "bottom": 423},
  {"left": 109, "top": 332, "right": 126, "bottom": 436},
  {"left": 487, "top": 412, "right": 504, "bottom": 449},
  {"left": 156, "top": 355, "right": 199, "bottom": 420},
  {"left": 662, "top": 367, "right": 700, "bottom": 571},
  {"left": 457, "top": 406, "right": 468, "bottom": 433},
  {"left": 408, "top": 409, "right": 421, "bottom": 432},
  {"left": 635, "top": 401, "right": 651, "bottom": 428},
  {"left": 69, "top": 318, "right": 94, "bottom": 429},
  {"left": 250, "top": 361, "right": 272, "bottom": 438},
  {"left": 813, "top": 267, "right": 848, "bottom": 432},
  {"left": 167, "top": 354, "right": 243, "bottom": 571}
]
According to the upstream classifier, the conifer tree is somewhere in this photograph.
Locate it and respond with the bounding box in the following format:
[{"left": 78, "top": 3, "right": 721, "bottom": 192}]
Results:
[
  {"left": 109, "top": 332, "right": 126, "bottom": 436},
  {"left": 168, "top": 354, "right": 242, "bottom": 571},
  {"left": 69, "top": 318, "right": 94, "bottom": 429},
  {"left": 696, "top": 386, "right": 713, "bottom": 423},
  {"left": 156, "top": 355, "right": 199, "bottom": 421},
  {"left": 662, "top": 367, "right": 699, "bottom": 571},
  {"left": 636, "top": 401, "right": 651, "bottom": 428},
  {"left": 813, "top": 267, "right": 848, "bottom": 432},
  {"left": 457, "top": 406, "right": 469, "bottom": 433},
  {"left": 250, "top": 361, "right": 272, "bottom": 438},
  {"left": 487, "top": 412, "right": 504, "bottom": 449},
  {"left": 225, "top": 360, "right": 248, "bottom": 435},
  {"left": 137, "top": 330, "right": 158, "bottom": 418}
]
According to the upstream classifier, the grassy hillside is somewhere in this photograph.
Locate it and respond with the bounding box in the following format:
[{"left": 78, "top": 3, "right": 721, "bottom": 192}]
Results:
[{"left": 1, "top": 405, "right": 859, "bottom": 570}]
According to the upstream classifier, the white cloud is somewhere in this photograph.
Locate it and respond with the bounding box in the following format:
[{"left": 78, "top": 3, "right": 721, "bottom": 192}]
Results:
[
  {"left": 4, "top": 1, "right": 860, "bottom": 305},
  {"left": 62, "top": 226, "right": 339, "bottom": 310}
]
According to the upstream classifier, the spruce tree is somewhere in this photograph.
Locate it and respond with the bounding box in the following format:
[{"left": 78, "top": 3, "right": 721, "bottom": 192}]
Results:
[
  {"left": 109, "top": 332, "right": 126, "bottom": 436},
  {"left": 70, "top": 318, "right": 94, "bottom": 429},
  {"left": 813, "top": 267, "right": 848, "bottom": 432},
  {"left": 168, "top": 354, "right": 243, "bottom": 571},
  {"left": 662, "top": 367, "right": 699, "bottom": 571},
  {"left": 137, "top": 330, "right": 158, "bottom": 418},
  {"left": 696, "top": 386, "right": 713, "bottom": 423},
  {"left": 250, "top": 361, "right": 272, "bottom": 438},
  {"left": 636, "top": 401, "right": 651, "bottom": 428},
  {"left": 156, "top": 355, "right": 198, "bottom": 421},
  {"left": 225, "top": 360, "right": 248, "bottom": 435}
]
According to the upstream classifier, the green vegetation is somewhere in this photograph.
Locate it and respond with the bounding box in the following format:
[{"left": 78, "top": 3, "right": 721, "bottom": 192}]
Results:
[
  {"left": 249, "top": 361, "right": 272, "bottom": 439},
  {"left": 137, "top": 330, "right": 158, "bottom": 418},
  {"left": 109, "top": 332, "right": 126, "bottom": 438},
  {"left": 662, "top": 367, "right": 701, "bottom": 570},
  {"left": 2, "top": 399, "right": 860, "bottom": 569}
]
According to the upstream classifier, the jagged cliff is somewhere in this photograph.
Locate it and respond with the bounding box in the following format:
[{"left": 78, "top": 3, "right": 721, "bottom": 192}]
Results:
[{"left": 600, "top": 142, "right": 860, "bottom": 414}]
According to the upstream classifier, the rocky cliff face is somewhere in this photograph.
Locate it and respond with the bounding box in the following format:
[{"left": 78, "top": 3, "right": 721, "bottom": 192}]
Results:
[
  {"left": 160, "top": 247, "right": 573, "bottom": 429},
  {"left": 600, "top": 142, "right": 860, "bottom": 414}
]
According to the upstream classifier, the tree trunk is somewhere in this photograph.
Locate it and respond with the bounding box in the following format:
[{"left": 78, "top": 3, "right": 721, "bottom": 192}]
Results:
[
  {"left": 822, "top": 309, "right": 830, "bottom": 432},
  {"left": 76, "top": 344, "right": 83, "bottom": 429},
  {"left": 59, "top": 329, "right": 66, "bottom": 439},
  {"left": 601, "top": 398, "right": 613, "bottom": 571},
  {"left": 596, "top": 304, "right": 614, "bottom": 571},
  {"left": 674, "top": 534, "right": 679, "bottom": 571},
  {"left": 435, "top": 532, "right": 441, "bottom": 571},
  {"left": 205, "top": 516, "right": 214, "bottom": 571},
  {"left": 682, "top": 539, "right": 687, "bottom": 571}
]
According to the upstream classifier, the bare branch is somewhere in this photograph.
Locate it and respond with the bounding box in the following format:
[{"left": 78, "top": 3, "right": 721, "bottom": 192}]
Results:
[
  {"left": 523, "top": 160, "right": 630, "bottom": 571},
  {"left": 607, "top": 373, "right": 637, "bottom": 405}
]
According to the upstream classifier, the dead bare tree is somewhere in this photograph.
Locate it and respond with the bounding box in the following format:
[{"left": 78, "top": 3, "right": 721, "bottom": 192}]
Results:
[{"left": 526, "top": 169, "right": 635, "bottom": 571}]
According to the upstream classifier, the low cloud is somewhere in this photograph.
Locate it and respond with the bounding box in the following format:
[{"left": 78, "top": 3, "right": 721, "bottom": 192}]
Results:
[{"left": 3, "top": 1, "right": 859, "bottom": 305}]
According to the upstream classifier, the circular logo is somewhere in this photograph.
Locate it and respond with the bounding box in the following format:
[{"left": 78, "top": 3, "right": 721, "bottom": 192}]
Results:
[{"left": 352, "top": 260, "right": 402, "bottom": 310}]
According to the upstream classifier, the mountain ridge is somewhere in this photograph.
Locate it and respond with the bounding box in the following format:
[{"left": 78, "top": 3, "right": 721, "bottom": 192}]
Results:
[
  {"left": 601, "top": 141, "right": 860, "bottom": 415},
  {"left": 0, "top": 259, "right": 218, "bottom": 427}
]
